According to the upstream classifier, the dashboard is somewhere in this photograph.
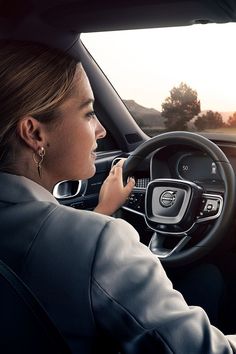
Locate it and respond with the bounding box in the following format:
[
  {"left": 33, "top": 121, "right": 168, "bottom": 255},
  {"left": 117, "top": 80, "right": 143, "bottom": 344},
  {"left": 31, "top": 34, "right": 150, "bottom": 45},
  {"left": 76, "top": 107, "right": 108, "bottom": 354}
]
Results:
[
  {"left": 54, "top": 138, "right": 236, "bottom": 217},
  {"left": 122, "top": 140, "right": 236, "bottom": 216},
  {"left": 126, "top": 141, "right": 236, "bottom": 189}
]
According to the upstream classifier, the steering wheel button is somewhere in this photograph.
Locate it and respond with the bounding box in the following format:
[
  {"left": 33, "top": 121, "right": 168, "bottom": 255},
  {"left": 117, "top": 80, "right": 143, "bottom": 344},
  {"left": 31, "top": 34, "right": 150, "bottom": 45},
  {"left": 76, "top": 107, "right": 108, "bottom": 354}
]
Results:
[{"left": 204, "top": 199, "right": 219, "bottom": 212}]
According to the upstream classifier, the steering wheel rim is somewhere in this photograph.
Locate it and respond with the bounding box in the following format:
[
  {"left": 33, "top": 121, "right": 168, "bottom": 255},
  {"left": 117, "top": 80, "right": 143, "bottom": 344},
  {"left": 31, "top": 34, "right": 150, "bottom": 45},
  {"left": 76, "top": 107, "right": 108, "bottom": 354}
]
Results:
[{"left": 123, "top": 131, "right": 236, "bottom": 266}]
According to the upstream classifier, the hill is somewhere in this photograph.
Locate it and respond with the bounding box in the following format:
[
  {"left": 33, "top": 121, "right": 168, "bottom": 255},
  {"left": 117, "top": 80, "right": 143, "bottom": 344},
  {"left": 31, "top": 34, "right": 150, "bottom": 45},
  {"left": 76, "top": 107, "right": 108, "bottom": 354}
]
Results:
[
  {"left": 123, "top": 100, "right": 235, "bottom": 135},
  {"left": 123, "top": 99, "right": 164, "bottom": 128}
]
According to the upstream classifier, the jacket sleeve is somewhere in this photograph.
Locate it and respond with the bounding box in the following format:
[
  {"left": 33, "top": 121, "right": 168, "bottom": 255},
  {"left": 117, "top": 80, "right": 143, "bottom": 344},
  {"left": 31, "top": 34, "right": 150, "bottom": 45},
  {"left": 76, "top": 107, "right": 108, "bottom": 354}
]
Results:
[{"left": 91, "top": 218, "right": 236, "bottom": 353}]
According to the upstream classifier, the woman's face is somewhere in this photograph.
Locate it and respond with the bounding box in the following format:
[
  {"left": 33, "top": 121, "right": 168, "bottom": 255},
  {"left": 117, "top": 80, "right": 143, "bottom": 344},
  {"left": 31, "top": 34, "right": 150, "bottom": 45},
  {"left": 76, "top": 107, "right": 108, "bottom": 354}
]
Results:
[{"left": 44, "top": 65, "right": 106, "bottom": 184}]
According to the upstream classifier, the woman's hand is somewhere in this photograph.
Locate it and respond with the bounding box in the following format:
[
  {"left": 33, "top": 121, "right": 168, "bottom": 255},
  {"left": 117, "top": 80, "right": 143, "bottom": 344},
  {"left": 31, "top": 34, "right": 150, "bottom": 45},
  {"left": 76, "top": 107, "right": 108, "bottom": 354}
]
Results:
[{"left": 94, "top": 159, "right": 135, "bottom": 216}]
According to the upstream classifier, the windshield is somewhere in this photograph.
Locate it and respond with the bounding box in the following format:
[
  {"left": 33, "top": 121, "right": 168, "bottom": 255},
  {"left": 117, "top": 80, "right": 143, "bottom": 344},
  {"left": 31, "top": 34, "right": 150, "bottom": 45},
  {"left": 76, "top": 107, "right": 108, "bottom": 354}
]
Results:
[{"left": 82, "top": 24, "right": 236, "bottom": 137}]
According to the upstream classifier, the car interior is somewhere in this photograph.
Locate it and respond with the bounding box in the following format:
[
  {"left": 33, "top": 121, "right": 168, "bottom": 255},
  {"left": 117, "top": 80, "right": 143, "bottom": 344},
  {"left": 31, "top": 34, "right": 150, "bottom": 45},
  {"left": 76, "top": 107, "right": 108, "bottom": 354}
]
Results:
[{"left": 1, "top": 0, "right": 236, "bottom": 350}]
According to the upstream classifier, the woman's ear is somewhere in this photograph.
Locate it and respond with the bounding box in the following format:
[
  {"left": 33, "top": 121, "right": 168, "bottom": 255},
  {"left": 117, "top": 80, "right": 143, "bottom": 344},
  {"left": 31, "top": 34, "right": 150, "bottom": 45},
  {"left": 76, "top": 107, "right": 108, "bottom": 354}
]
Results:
[{"left": 17, "top": 116, "right": 46, "bottom": 152}]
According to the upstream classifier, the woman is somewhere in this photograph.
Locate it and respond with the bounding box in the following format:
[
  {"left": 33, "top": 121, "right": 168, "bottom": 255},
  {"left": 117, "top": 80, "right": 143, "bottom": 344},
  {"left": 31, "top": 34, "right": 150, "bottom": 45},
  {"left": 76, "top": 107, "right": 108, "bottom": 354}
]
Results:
[
  {"left": 0, "top": 40, "right": 235, "bottom": 353},
  {"left": 0, "top": 40, "right": 134, "bottom": 214}
]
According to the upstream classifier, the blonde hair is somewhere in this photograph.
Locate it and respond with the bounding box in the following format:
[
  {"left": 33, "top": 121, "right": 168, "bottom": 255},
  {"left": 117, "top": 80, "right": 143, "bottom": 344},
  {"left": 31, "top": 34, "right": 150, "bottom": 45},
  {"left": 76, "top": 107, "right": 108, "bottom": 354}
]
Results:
[{"left": 0, "top": 40, "right": 78, "bottom": 171}]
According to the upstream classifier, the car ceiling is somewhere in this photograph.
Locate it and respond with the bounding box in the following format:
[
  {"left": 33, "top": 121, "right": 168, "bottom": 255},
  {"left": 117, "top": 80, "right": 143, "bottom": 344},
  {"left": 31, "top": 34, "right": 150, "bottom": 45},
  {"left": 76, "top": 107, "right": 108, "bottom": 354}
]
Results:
[{"left": 1, "top": 0, "right": 236, "bottom": 34}]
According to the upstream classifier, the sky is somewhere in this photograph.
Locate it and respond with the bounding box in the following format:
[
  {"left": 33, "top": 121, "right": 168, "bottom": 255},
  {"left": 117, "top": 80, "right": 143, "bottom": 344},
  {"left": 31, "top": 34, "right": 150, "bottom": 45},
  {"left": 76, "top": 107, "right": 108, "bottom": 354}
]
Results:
[{"left": 82, "top": 23, "right": 236, "bottom": 114}]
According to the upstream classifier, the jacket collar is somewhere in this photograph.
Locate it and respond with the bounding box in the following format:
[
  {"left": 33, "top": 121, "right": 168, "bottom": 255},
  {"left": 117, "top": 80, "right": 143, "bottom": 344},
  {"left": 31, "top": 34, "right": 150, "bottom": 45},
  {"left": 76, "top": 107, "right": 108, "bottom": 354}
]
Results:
[{"left": 0, "top": 172, "right": 59, "bottom": 205}]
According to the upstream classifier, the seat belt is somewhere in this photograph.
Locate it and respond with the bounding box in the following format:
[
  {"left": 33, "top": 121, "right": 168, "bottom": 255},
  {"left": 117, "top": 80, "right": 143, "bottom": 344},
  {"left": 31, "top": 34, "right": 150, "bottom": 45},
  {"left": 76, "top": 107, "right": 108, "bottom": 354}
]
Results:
[{"left": 0, "top": 259, "right": 71, "bottom": 354}]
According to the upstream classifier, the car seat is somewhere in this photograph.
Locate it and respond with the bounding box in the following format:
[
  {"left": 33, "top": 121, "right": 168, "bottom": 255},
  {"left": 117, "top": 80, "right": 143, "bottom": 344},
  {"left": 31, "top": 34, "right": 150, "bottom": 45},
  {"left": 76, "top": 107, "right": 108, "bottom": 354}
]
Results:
[{"left": 0, "top": 259, "right": 71, "bottom": 354}]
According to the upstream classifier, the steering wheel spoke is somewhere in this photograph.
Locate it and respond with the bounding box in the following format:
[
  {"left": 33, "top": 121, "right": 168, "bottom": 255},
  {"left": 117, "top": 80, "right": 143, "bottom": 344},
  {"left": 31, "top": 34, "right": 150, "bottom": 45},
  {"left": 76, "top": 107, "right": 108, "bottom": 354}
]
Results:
[
  {"left": 196, "top": 193, "right": 223, "bottom": 223},
  {"left": 123, "top": 189, "right": 146, "bottom": 215},
  {"left": 149, "top": 232, "right": 191, "bottom": 258}
]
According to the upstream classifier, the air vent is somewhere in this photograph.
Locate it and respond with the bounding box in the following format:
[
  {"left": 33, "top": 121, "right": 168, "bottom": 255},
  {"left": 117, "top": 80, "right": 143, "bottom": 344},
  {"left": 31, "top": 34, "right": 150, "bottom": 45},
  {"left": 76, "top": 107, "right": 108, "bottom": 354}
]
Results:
[{"left": 53, "top": 180, "right": 82, "bottom": 199}]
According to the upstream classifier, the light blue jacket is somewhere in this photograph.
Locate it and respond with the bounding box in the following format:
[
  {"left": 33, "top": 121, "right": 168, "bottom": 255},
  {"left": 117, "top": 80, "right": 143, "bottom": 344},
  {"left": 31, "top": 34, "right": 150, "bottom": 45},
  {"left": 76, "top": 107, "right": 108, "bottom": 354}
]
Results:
[{"left": 0, "top": 172, "right": 235, "bottom": 353}]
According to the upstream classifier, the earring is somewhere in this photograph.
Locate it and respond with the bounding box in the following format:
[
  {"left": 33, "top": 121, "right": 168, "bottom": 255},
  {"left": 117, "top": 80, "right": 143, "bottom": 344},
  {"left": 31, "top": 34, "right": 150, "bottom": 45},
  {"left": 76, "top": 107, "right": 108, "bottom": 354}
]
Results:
[{"left": 33, "top": 147, "right": 45, "bottom": 178}]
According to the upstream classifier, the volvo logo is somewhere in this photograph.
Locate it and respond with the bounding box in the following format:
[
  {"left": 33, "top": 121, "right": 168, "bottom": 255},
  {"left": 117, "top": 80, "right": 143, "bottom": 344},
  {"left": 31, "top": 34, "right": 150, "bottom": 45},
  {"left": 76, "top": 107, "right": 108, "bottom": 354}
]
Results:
[{"left": 160, "top": 190, "right": 177, "bottom": 207}]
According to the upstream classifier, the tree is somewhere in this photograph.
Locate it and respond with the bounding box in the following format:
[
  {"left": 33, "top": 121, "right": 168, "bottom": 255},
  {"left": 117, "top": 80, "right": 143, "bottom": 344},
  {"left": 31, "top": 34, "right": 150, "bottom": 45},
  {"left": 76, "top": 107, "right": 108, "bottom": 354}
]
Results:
[
  {"left": 194, "top": 111, "right": 224, "bottom": 131},
  {"left": 227, "top": 112, "right": 236, "bottom": 127},
  {"left": 161, "top": 82, "right": 200, "bottom": 130}
]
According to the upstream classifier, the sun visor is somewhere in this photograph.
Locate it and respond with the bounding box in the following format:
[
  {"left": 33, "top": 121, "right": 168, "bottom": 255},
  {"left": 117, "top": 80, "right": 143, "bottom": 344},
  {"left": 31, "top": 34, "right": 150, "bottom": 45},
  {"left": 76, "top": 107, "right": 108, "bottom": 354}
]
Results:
[{"left": 0, "top": 13, "right": 81, "bottom": 61}]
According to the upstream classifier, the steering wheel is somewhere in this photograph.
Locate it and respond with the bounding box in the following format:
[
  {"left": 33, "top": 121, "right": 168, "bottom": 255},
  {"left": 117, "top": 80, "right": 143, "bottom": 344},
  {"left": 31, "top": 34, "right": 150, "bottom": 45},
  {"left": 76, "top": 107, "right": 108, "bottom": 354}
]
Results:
[{"left": 123, "top": 131, "right": 236, "bottom": 266}]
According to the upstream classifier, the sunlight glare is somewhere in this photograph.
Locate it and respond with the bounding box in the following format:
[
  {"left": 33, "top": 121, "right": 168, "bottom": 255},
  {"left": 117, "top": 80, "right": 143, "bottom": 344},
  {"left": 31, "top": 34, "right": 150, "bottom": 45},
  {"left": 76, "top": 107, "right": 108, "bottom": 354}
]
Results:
[{"left": 82, "top": 23, "right": 236, "bottom": 114}]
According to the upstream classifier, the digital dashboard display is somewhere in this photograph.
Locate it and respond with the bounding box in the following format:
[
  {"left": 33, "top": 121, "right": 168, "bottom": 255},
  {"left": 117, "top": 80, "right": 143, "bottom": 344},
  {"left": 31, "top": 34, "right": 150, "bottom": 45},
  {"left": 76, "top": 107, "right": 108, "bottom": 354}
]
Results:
[{"left": 177, "top": 153, "right": 221, "bottom": 181}]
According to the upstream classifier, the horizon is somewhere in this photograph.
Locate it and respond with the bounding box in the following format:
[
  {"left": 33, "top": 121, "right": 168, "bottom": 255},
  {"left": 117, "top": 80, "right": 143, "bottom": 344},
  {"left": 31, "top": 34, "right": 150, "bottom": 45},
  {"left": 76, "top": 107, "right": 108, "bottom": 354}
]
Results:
[{"left": 123, "top": 98, "right": 235, "bottom": 122}]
